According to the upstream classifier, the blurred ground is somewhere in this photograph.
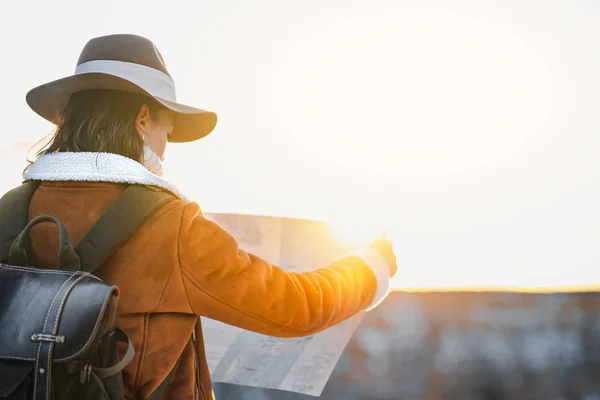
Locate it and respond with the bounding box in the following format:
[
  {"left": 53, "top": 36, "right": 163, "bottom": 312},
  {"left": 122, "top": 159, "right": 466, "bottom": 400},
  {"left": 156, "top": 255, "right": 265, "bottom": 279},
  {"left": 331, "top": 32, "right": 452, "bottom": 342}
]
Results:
[{"left": 214, "top": 291, "right": 600, "bottom": 399}]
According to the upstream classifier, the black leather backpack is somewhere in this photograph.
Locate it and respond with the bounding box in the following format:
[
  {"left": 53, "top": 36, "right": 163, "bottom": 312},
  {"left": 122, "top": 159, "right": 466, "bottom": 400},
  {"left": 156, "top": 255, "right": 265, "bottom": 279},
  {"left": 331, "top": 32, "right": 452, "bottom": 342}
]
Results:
[{"left": 0, "top": 182, "right": 176, "bottom": 400}]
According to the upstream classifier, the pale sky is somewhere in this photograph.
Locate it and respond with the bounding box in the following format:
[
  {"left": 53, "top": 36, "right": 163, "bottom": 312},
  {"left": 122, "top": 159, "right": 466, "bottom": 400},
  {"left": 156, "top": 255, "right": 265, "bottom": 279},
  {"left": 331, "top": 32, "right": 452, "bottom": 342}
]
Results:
[{"left": 1, "top": 0, "right": 599, "bottom": 290}]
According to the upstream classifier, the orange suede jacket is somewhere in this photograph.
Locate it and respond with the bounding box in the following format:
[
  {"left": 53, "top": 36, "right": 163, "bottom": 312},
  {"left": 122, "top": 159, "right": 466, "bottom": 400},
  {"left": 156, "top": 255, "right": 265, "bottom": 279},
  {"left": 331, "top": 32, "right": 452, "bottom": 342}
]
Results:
[{"left": 21, "top": 152, "right": 391, "bottom": 399}]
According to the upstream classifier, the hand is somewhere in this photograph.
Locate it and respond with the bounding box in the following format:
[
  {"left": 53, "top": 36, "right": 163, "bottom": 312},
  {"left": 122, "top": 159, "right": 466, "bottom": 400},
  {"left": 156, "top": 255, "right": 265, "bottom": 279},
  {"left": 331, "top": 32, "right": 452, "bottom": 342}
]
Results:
[{"left": 369, "top": 236, "right": 397, "bottom": 277}]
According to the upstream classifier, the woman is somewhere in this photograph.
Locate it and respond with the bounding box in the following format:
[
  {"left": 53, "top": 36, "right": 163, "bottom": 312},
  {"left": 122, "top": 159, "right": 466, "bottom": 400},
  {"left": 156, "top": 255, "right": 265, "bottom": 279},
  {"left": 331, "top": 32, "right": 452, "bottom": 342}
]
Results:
[{"left": 22, "top": 34, "right": 398, "bottom": 399}]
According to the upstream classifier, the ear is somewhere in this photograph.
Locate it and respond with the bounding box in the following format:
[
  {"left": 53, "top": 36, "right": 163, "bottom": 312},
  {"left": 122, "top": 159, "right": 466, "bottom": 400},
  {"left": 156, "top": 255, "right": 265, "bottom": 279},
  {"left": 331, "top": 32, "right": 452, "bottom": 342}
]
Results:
[{"left": 135, "top": 104, "right": 151, "bottom": 138}]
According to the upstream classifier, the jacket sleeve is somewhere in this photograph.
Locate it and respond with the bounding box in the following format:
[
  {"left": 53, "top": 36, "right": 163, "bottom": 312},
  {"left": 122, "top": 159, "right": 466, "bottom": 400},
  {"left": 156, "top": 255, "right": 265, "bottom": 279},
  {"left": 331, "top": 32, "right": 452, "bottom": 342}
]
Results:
[{"left": 177, "top": 202, "right": 391, "bottom": 338}]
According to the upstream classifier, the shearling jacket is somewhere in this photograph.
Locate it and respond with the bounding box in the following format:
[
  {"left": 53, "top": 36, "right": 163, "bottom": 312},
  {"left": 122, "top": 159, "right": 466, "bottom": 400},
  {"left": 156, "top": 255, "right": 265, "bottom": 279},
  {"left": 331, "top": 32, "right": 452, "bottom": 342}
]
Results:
[{"left": 21, "top": 152, "right": 391, "bottom": 399}]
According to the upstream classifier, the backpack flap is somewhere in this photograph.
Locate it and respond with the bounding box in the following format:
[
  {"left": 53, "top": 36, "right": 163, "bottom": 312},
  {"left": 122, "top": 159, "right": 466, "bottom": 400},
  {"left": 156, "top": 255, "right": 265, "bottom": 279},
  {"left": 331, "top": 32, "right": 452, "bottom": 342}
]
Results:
[{"left": 0, "top": 265, "right": 118, "bottom": 362}]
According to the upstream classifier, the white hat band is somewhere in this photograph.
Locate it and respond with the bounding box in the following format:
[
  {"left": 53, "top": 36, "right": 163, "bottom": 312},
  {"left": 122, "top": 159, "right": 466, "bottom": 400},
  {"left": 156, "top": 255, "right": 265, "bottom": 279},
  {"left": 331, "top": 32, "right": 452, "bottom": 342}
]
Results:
[{"left": 75, "top": 60, "right": 176, "bottom": 102}]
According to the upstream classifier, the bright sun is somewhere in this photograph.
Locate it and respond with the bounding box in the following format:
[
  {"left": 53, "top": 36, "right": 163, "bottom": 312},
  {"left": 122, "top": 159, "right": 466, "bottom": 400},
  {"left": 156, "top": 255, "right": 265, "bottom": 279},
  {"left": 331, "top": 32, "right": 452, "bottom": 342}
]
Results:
[
  {"left": 268, "top": 8, "right": 555, "bottom": 291},
  {"left": 327, "top": 216, "right": 387, "bottom": 247},
  {"left": 270, "top": 8, "right": 553, "bottom": 180}
]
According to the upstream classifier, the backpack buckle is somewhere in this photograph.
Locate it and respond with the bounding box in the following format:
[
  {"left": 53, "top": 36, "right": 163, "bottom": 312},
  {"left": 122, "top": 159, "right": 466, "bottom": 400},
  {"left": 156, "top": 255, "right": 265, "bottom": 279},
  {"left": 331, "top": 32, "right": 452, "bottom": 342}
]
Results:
[
  {"left": 79, "top": 362, "right": 92, "bottom": 384},
  {"left": 31, "top": 333, "right": 66, "bottom": 344}
]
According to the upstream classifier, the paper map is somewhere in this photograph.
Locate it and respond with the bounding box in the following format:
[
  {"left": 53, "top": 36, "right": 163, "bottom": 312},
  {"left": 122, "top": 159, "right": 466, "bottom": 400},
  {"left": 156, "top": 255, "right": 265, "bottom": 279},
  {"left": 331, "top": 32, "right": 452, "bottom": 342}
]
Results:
[{"left": 202, "top": 213, "right": 363, "bottom": 397}]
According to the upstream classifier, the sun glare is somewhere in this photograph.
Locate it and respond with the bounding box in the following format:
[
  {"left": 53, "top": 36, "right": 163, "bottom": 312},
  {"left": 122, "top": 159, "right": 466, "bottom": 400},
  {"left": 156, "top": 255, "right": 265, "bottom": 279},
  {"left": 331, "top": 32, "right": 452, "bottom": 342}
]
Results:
[
  {"left": 328, "top": 216, "right": 386, "bottom": 247},
  {"left": 270, "top": 8, "right": 554, "bottom": 180}
]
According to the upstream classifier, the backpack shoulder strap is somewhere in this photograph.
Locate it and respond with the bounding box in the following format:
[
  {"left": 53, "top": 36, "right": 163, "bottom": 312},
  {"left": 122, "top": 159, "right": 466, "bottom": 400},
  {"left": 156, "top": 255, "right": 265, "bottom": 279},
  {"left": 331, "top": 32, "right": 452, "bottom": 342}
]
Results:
[
  {"left": 147, "top": 353, "right": 183, "bottom": 400},
  {"left": 75, "top": 185, "right": 176, "bottom": 274},
  {"left": 0, "top": 181, "right": 41, "bottom": 263}
]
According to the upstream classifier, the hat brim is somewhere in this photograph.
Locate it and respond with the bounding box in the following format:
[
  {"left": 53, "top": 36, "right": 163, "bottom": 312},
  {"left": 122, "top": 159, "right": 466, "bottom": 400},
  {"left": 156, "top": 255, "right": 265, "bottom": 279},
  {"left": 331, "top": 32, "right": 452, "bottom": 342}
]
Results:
[{"left": 26, "top": 73, "right": 217, "bottom": 143}]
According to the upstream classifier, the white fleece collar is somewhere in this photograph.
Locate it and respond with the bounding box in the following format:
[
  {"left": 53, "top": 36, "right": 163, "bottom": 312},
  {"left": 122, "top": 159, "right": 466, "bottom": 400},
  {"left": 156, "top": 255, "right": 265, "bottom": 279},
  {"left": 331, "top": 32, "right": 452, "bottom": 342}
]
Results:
[{"left": 23, "top": 152, "right": 189, "bottom": 201}]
